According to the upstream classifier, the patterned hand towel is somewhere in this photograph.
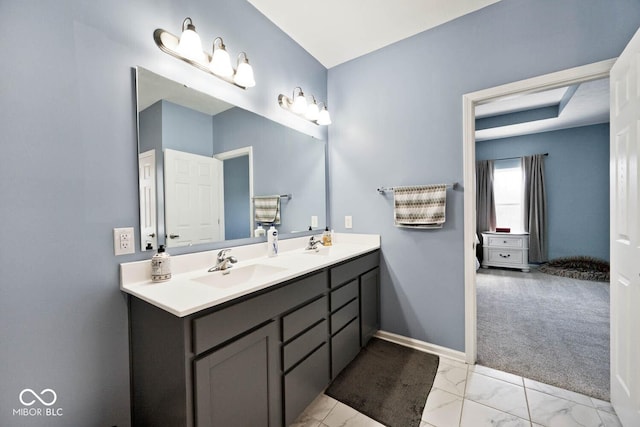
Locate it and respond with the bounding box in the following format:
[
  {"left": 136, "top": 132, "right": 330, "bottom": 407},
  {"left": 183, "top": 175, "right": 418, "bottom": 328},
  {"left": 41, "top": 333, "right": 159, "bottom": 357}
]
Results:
[
  {"left": 394, "top": 185, "right": 447, "bottom": 229},
  {"left": 254, "top": 196, "right": 281, "bottom": 224}
]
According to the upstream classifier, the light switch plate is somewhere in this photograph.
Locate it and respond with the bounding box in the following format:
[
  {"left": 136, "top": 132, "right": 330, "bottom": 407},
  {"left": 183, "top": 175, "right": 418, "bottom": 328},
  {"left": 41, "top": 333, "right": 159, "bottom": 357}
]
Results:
[
  {"left": 311, "top": 215, "right": 318, "bottom": 228},
  {"left": 114, "top": 227, "right": 135, "bottom": 256}
]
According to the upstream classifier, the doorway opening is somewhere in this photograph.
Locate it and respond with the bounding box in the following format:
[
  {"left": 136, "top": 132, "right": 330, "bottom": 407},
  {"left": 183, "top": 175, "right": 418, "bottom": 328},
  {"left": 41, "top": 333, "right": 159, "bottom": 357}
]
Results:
[{"left": 463, "top": 60, "right": 615, "bottom": 396}]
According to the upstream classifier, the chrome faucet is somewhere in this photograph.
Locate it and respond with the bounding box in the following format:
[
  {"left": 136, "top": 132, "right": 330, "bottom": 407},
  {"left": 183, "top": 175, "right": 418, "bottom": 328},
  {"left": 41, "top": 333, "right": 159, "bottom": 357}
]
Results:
[
  {"left": 208, "top": 249, "right": 238, "bottom": 272},
  {"left": 305, "top": 236, "right": 324, "bottom": 252}
]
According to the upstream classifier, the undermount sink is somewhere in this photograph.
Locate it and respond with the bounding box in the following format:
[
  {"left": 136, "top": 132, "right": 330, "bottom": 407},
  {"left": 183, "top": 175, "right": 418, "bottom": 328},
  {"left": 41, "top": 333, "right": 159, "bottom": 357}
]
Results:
[
  {"left": 193, "top": 264, "right": 288, "bottom": 288},
  {"left": 303, "top": 247, "right": 334, "bottom": 256}
]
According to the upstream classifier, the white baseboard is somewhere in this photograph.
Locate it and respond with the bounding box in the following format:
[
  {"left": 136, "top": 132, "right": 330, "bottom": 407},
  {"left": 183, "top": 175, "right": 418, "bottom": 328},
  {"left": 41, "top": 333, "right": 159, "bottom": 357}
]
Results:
[{"left": 374, "top": 330, "right": 467, "bottom": 364}]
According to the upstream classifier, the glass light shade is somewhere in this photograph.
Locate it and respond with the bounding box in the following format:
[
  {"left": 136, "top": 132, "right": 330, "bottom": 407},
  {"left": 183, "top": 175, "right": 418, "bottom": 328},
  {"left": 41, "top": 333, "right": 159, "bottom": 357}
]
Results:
[
  {"left": 176, "top": 27, "right": 207, "bottom": 64},
  {"left": 234, "top": 61, "right": 255, "bottom": 88},
  {"left": 317, "top": 107, "right": 332, "bottom": 125},
  {"left": 292, "top": 93, "right": 307, "bottom": 114},
  {"left": 305, "top": 102, "right": 320, "bottom": 121},
  {"left": 210, "top": 46, "right": 234, "bottom": 78}
]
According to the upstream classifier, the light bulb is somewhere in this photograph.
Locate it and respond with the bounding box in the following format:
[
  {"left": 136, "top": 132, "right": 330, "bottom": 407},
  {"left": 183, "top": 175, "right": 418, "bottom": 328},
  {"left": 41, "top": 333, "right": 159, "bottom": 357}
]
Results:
[
  {"left": 210, "top": 38, "right": 234, "bottom": 78},
  {"left": 234, "top": 54, "right": 255, "bottom": 88},
  {"left": 305, "top": 100, "right": 320, "bottom": 121},
  {"left": 317, "top": 106, "right": 331, "bottom": 125},
  {"left": 292, "top": 91, "right": 307, "bottom": 114},
  {"left": 176, "top": 18, "right": 207, "bottom": 64}
]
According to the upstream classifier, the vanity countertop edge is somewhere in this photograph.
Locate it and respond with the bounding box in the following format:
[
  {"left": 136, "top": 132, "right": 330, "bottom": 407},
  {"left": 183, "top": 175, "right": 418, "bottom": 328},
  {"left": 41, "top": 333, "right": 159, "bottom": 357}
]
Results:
[{"left": 120, "top": 233, "right": 380, "bottom": 317}]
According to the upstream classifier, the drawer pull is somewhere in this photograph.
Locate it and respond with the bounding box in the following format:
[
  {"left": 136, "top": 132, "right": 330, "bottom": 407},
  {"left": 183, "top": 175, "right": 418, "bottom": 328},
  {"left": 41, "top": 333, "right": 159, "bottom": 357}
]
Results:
[
  {"left": 499, "top": 253, "right": 511, "bottom": 258},
  {"left": 503, "top": 240, "right": 507, "bottom": 244}
]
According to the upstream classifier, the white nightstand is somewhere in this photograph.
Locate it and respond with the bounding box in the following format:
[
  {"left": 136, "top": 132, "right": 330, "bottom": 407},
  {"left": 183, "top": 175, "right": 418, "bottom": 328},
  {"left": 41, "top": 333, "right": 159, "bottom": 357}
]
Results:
[{"left": 481, "top": 232, "right": 530, "bottom": 272}]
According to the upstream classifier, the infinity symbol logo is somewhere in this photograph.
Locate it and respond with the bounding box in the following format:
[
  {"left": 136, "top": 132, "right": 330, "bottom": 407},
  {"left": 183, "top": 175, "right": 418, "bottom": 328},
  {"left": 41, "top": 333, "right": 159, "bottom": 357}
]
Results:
[{"left": 19, "top": 389, "right": 57, "bottom": 407}]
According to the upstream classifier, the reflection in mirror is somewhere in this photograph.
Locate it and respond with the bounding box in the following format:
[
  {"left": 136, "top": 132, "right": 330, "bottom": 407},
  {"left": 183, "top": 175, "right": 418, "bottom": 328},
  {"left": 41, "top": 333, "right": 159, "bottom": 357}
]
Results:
[{"left": 135, "top": 67, "right": 327, "bottom": 251}]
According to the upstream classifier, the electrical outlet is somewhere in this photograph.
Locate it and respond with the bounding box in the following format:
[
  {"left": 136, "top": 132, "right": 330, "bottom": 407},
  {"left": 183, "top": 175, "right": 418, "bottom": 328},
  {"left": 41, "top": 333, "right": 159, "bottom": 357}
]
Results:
[
  {"left": 114, "top": 227, "right": 135, "bottom": 256},
  {"left": 311, "top": 215, "right": 318, "bottom": 228},
  {"left": 345, "top": 215, "right": 353, "bottom": 229}
]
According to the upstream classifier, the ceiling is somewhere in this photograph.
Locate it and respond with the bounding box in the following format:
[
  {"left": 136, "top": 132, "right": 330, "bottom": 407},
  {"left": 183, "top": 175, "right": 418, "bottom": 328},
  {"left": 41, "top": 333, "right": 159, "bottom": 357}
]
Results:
[
  {"left": 144, "top": 3, "right": 610, "bottom": 140},
  {"left": 137, "top": 68, "right": 234, "bottom": 116},
  {"left": 475, "top": 78, "right": 610, "bottom": 141},
  {"left": 247, "top": 0, "right": 502, "bottom": 68}
]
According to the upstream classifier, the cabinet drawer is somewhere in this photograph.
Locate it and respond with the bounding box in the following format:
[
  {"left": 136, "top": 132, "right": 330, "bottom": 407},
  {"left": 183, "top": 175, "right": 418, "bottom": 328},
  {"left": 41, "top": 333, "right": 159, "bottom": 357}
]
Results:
[
  {"left": 282, "top": 297, "right": 327, "bottom": 342},
  {"left": 331, "top": 318, "right": 360, "bottom": 379},
  {"left": 284, "top": 343, "right": 330, "bottom": 426},
  {"left": 331, "top": 299, "right": 358, "bottom": 335},
  {"left": 330, "top": 279, "right": 358, "bottom": 311},
  {"left": 486, "top": 248, "right": 525, "bottom": 265},
  {"left": 486, "top": 235, "right": 526, "bottom": 248},
  {"left": 330, "top": 251, "right": 379, "bottom": 288},
  {"left": 283, "top": 320, "right": 327, "bottom": 371},
  {"left": 193, "top": 271, "right": 327, "bottom": 355}
]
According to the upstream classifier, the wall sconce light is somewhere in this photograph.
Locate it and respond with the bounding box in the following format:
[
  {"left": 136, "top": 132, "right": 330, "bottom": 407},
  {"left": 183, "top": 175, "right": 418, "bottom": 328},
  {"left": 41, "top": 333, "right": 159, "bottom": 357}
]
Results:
[
  {"left": 278, "top": 87, "right": 332, "bottom": 125},
  {"left": 154, "top": 17, "right": 256, "bottom": 89},
  {"left": 234, "top": 52, "right": 255, "bottom": 88}
]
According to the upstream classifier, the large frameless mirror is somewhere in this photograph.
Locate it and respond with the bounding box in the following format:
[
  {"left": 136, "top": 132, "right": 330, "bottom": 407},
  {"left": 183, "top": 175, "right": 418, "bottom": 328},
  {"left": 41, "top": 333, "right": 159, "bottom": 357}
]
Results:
[{"left": 135, "top": 67, "right": 327, "bottom": 251}]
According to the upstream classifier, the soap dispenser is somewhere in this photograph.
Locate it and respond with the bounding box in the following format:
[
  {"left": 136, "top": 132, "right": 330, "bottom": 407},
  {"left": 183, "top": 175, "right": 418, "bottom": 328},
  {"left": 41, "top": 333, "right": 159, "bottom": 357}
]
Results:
[
  {"left": 322, "top": 226, "right": 332, "bottom": 246},
  {"left": 151, "top": 245, "right": 171, "bottom": 282},
  {"left": 267, "top": 225, "right": 278, "bottom": 257}
]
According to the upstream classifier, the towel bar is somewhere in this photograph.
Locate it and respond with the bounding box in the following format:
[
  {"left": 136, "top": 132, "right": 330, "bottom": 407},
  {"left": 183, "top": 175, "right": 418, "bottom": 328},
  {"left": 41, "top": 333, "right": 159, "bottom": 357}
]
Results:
[
  {"left": 252, "top": 194, "right": 292, "bottom": 200},
  {"left": 376, "top": 183, "right": 457, "bottom": 194}
]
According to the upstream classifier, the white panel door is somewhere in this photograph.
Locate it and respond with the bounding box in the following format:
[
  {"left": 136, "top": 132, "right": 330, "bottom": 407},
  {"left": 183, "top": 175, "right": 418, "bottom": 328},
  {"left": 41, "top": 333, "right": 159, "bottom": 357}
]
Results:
[
  {"left": 164, "top": 149, "right": 224, "bottom": 248},
  {"left": 610, "top": 27, "right": 640, "bottom": 427},
  {"left": 138, "top": 150, "right": 157, "bottom": 251}
]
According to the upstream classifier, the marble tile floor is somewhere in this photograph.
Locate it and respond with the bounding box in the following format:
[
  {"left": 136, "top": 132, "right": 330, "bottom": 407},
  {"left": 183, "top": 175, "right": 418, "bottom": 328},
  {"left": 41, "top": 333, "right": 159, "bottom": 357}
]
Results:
[{"left": 291, "top": 357, "right": 622, "bottom": 427}]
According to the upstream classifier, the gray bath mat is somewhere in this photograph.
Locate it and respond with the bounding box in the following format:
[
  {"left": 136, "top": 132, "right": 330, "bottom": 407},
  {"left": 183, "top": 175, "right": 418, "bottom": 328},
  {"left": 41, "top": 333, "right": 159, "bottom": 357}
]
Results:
[{"left": 325, "top": 338, "right": 439, "bottom": 427}]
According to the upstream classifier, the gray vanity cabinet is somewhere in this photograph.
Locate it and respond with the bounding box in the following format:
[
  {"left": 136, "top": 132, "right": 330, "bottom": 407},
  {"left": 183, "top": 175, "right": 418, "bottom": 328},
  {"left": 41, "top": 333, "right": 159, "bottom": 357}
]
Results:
[
  {"left": 360, "top": 267, "right": 380, "bottom": 346},
  {"left": 194, "top": 321, "right": 280, "bottom": 427},
  {"left": 129, "top": 250, "right": 380, "bottom": 427},
  {"left": 329, "top": 251, "right": 380, "bottom": 378},
  {"left": 282, "top": 296, "right": 330, "bottom": 426}
]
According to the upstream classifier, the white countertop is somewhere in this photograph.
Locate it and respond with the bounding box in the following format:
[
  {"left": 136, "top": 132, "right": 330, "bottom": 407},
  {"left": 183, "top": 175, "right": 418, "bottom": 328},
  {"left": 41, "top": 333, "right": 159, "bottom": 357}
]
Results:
[{"left": 120, "top": 233, "right": 380, "bottom": 317}]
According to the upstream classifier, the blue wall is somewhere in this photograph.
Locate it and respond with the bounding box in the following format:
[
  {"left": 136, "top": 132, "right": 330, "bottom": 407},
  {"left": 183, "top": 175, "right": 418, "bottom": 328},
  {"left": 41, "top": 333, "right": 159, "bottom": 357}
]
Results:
[
  {"left": 477, "top": 124, "right": 610, "bottom": 261},
  {"left": 327, "top": 0, "right": 640, "bottom": 351},
  {"left": 1, "top": 0, "right": 639, "bottom": 425},
  {"left": 162, "top": 100, "right": 214, "bottom": 156},
  {"left": 224, "top": 155, "right": 251, "bottom": 239},
  {"left": 0, "top": 0, "right": 325, "bottom": 425},
  {"left": 213, "top": 107, "right": 327, "bottom": 233}
]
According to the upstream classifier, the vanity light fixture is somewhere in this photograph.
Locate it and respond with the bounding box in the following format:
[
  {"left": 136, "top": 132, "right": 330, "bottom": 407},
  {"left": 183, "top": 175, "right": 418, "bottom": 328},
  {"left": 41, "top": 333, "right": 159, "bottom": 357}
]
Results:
[
  {"left": 153, "top": 17, "right": 256, "bottom": 89},
  {"left": 305, "top": 96, "right": 320, "bottom": 121},
  {"left": 317, "top": 102, "right": 332, "bottom": 125},
  {"left": 210, "top": 37, "right": 234, "bottom": 78},
  {"left": 234, "top": 52, "right": 256, "bottom": 88},
  {"left": 175, "top": 18, "right": 207, "bottom": 64},
  {"left": 278, "top": 88, "right": 331, "bottom": 125},
  {"left": 291, "top": 87, "right": 307, "bottom": 114}
]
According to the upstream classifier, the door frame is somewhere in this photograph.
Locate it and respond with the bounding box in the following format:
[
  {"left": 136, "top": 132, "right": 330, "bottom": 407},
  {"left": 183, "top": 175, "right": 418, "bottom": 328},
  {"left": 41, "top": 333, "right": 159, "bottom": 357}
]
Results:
[
  {"left": 215, "top": 146, "right": 254, "bottom": 234},
  {"left": 462, "top": 58, "right": 616, "bottom": 364}
]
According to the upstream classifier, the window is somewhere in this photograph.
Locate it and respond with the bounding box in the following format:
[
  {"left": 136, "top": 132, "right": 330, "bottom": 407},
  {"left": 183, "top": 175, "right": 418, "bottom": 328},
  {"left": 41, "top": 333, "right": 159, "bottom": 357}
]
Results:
[{"left": 493, "top": 160, "right": 524, "bottom": 232}]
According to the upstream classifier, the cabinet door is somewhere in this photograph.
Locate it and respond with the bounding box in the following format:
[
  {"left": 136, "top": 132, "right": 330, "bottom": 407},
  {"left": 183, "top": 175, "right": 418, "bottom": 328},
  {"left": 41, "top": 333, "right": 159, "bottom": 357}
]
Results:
[
  {"left": 360, "top": 268, "right": 380, "bottom": 347},
  {"left": 194, "top": 321, "right": 281, "bottom": 427}
]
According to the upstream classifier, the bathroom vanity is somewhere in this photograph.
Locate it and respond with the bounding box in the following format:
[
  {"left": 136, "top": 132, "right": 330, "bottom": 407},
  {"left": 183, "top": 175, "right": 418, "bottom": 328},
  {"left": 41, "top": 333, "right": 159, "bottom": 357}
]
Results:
[{"left": 121, "top": 234, "right": 380, "bottom": 427}]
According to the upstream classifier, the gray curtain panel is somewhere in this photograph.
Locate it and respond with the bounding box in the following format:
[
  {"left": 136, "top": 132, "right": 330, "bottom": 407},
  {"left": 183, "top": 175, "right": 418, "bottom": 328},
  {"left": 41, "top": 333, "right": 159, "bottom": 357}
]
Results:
[
  {"left": 522, "top": 155, "right": 548, "bottom": 262},
  {"left": 476, "top": 160, "right": 496, "bottom": 261}
]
